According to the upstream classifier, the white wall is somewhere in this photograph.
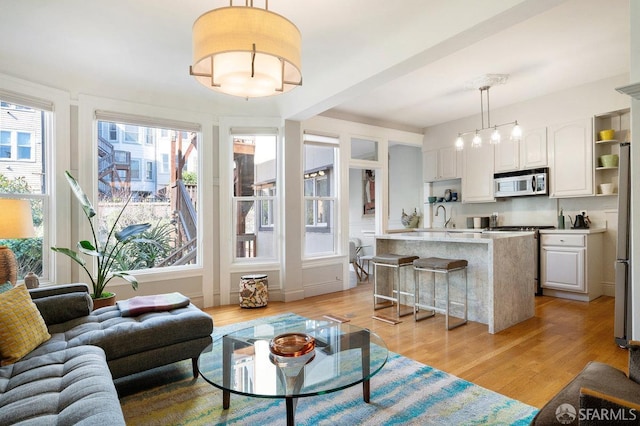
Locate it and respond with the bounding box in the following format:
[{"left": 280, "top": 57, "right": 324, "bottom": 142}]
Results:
[{"left": 388, "top": 144, "right": 423, "bottom": 229}]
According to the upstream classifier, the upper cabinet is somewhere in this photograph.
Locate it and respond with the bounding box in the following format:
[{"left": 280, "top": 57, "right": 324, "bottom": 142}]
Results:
[
  {"left": 521, "top": 127, "right": 548, "bottom": 169},
  {"left": 548, "top": 118, "right": 593, "bottom": 198},
  {"left": 494, "top": 127, "right": 547, "bottom": 173},
  {"left": 462, "top": 143, "right": 495, "bottom": 203},
  {"left": 593, "top": 108, "right": 630, "bottom": 196},
  {"left": 423, "top": 146, "right": 460, "bottom": 182}
]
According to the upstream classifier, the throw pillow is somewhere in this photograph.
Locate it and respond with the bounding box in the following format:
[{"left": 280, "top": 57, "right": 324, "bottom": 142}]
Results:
[
  {"left": 0, "top": 281, "right": 13, "bottom": 294},
  {"left": 0, "top": 283, "right": 51, "bottom": 365}
]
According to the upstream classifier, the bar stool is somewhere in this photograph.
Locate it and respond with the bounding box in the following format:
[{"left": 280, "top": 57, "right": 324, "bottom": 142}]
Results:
[
  {"left": 413, "top": 257, "right": 468, "bottom": 330},
  {"left": 372, "top": 253, "right": 419, "bottom": 319}
]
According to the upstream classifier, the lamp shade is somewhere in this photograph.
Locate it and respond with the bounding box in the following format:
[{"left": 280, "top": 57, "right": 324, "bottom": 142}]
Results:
[
  {"left": 0, "top": 199, "right": 35, "bottom": 239},
  {"left": 190, "top": 6, "right": 302, "bottom": 98},
  {"left": 0, "top": 199, "right": 35, "bottom": 286}
]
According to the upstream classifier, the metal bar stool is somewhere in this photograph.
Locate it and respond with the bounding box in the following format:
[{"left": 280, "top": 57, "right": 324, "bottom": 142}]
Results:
[
  {"left": 372, "top": 253, "right": 419, "bottom": 319},
  {"left": 413, "top": 257, "right": 468, "bottom": 330}
]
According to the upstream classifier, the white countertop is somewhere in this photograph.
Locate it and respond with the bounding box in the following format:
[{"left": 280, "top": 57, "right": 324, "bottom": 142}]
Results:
[
  {"left": 376, "top": 229, "right": 533, "bottom": 243},
  {"left": 539, "top": 227, "right": 606, "bottom": 234}
]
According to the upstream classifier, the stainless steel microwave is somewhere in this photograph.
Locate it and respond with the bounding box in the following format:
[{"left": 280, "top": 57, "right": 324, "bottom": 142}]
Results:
[{"left": 494, "top": 168, "right": 548, "bottom": 198}]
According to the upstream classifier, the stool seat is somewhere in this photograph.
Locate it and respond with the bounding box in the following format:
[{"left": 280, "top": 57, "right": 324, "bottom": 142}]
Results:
[
  {"left": 372, "top": 254, "right": 419, "bottom": 266},
  {"left": 414, "top": 257, "right": 467, "bottom": 271},
  {"left": 413, "top": 256, "right": 468, "bottom": 329}
]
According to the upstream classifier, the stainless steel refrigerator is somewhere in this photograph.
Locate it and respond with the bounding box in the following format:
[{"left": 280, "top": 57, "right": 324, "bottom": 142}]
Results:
[{"left": 615, "top": 142, "right": 632, "bottom": 346}]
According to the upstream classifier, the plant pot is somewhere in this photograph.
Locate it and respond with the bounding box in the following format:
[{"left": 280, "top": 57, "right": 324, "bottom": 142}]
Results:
[{"left": 92, "top": 292, "right": 116, "bottom": 310}]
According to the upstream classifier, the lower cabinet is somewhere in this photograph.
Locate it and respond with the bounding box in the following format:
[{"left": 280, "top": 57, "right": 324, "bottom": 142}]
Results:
[{"left": 541, "top": 232, "right": 603, "bottom": 301}]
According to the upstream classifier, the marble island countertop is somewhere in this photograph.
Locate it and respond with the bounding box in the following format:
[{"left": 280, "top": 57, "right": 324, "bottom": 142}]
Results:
[{"left": 379, "top": 229, "right": 533, "bottom": 243}]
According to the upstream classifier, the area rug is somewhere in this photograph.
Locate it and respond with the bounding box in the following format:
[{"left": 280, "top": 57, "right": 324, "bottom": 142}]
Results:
[{"left": 118, "top": 313, "right": 538, "bottom": 425}]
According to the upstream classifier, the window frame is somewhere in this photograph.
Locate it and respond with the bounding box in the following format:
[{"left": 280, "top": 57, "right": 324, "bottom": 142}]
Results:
[{"left": 302, "top": 132, "right": 339, "bottom": 257}]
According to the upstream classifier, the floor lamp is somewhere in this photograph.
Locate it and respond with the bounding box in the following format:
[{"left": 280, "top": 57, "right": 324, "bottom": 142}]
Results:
[{"left": 0, "top": 199, "right": 35, "bottom": 286}]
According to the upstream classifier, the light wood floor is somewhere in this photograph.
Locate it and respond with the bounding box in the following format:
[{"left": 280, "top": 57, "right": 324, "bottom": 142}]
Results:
[{"left": 203, "top": 281, "right": 627, "bottom": 409}]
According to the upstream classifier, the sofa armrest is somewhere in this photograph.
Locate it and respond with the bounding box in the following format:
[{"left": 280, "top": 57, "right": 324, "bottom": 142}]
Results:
[
  {"left": 29, "top": 283, "right": 93, "bottom": 325},
  {"left": 627, "top": 340, "right": 640, "bottom": 384},
  {"left": 579, "top": 387, "right": 640, "bottom": 425}
]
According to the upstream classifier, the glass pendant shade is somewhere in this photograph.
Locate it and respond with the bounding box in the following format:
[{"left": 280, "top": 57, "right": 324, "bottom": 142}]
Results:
[
  {"left": 455, "top": 135, "right": 464, "bottom": 151},
  {"left": 471, "top": 132, "right": 482, "bottom": 148},
  {"left": 510, "top": 122, "right": 522, "bottom": 142},
  {"left": 490, "top": 127, "right": 501, "bottom": 144},
  {"left": 190, "top": 6, "right": 302, "bottom": 98}
]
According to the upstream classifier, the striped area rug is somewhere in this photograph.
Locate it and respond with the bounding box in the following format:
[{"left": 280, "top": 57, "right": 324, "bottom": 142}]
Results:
[{"left": 118, "top": 313, "right": 538, "bottom": 425}]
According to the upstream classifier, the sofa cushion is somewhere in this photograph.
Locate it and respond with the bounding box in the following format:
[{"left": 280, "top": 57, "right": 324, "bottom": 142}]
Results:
[
  {"left": 32, "top": 291, "right": 92, "bottom": 326},
  {"left": 38, "top": 303, "right": 213, "bottom": 361},
  {"left": 0, "top": 345, "right": 125, "bottom": 426},
  {"left": 0, "top": 284, "right": 50, "bottom": 365}
]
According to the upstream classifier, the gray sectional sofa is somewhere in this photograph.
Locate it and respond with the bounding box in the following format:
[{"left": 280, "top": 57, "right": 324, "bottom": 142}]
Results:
[{"left": 0, "top": 283, "right": 213, "bottom": 425}]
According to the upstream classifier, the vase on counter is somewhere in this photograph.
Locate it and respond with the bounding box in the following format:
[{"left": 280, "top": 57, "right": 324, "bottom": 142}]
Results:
[{"left": 401, "top": 208, "right": 420, "bottom": 228}]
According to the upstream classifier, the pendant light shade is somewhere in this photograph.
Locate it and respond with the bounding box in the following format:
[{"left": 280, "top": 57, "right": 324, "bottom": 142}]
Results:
[{"left": 190, "top": 4, "right": 302, "bottom": 98}]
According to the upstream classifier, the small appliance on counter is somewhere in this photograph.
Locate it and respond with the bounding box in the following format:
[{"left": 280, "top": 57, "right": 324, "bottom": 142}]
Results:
[{"left": 568, "top": 214, "right": 590, "bottom": 229}]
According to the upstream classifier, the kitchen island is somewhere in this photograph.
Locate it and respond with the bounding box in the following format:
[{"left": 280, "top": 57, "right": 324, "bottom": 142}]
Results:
[{"left": 375, "top": 230, "right": 535, "bottom": 334}]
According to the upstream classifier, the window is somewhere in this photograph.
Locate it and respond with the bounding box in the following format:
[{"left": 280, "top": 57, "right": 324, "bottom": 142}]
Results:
[
  {"left": 303, "top": 133, "right": 339, "bottom": 256},
  {"left": 130, "top": 159, "right": 141, "bottom": 180},
  {"left": 109, "top": 123, "right": 117, "bottom": 141},
  {"left": 0, "top": 131, "right": 10, "bottom": 158},
  {"left": 96, "top": 116, "right": 200, "bottom": 270},
  {"left": 0, "top": 130, "right": 34, "bottom": 161},
  {"left": 0, "top": 97, "right": 50, "bottom": 282},
  {"left": 124, "top": 125, "right": 140, "bottom": 143},
  {"left": 232, "top": 133, "right": 278, "bottom": 260},
  {"left": 161, "top": 153, "right": 169, "bottom": 173},
  {"left": 17, "top": 132, "right": 32, "bottom": 160},
  {"left": 146, "top": 161, "right": 153, "bottom": 180}
]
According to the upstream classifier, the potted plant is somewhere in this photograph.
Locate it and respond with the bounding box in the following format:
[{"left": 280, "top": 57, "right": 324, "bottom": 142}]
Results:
[{"left": 52, "top": 171, "right": 151, "bottom": 307}]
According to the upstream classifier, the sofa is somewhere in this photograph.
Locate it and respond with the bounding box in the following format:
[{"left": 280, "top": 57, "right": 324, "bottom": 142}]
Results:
[
  {"left": 532, "top": 341, "right": 640, "bottom": 425},
  {"left": 0, "top": 283, "right": 214, "bottom": 425}
]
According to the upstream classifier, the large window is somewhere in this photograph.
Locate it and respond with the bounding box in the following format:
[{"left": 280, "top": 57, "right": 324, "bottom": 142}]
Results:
[
  {"left": 96, "top": 116, "right": 200, "bottom": 271},
  {"left": 0, "top": 98, "right": 49, "bottom": 281},
  {"left": 232, "top": 133, "right": 278, "bottom": 260},
  {"left": 303, "top": 133, "right": 338, "bottom": 256}
]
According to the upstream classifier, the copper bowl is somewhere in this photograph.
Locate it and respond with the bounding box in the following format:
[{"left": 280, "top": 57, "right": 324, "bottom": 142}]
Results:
[{"left": 269, "top": 332, "right": 315, "bottom": 357}]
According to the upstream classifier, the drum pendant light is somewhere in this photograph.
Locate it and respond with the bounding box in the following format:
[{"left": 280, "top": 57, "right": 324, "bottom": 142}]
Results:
[{"left": 189, "top": 1, "right": 302, "bottom": 98}]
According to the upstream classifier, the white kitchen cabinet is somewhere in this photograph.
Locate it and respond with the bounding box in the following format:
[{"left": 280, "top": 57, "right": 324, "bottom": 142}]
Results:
[
  {"left": 541, "top": 232, "right": 603, "bottom": 301},
  {"left": 462, "top": 143, "right": 495, "bottom": 203},
  {"left": 494, "top": 127, "right": 547, "bottom": 173},
  {"left": 548, "top": 118, "right": 593, "bottom": 197},
  {"left": 521, "top": 127, "right": 547, "bottom": 168},
  {"left": 423, "top": 146, "right": 459, "bottom": 182},
  {"left": 494, "top": 139, "right": 519, "bottom": 172}
]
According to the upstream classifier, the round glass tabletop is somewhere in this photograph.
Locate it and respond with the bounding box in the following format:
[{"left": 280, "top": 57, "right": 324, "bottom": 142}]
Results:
[{"left": 197, "top": 318, "right": 388, "bottom": 399}]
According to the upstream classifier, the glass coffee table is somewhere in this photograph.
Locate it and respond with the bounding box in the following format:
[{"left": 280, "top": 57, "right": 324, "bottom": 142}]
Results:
[{"left": 197, "top": 318, "right": 388, "bottom": 426}]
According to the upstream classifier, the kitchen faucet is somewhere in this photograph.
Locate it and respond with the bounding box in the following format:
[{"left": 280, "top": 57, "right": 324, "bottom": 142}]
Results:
[{"left": 435, "top": 205, "right": 451, "bottom": 228}]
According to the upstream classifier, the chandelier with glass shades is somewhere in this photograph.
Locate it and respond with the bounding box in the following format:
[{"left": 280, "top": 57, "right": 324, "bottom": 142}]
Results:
[
  {"left": 455, "top": 74, "right": 521, "bottom": 150},
  {"left": 189, "top": 0, "right": 302, "bottom": 98}
]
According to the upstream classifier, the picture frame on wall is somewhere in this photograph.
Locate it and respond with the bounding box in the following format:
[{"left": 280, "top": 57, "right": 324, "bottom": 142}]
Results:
[{"left": 363, "top": 169, "right": 375, "bottom": 215}]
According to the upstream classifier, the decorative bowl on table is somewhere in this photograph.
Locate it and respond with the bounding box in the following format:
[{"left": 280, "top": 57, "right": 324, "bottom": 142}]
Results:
[{"left": 269, "top": 332, "right": 316, "bottom": 366}]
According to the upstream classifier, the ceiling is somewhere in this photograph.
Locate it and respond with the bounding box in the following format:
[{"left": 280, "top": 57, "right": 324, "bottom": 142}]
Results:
[{"left": 0, "top": 0, "right": 630, "bottom": 134}]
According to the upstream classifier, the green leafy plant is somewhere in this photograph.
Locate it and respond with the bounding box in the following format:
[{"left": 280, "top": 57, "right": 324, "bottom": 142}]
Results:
[{"left": 51, "top": 171, "right": 151, "bottom": 299}]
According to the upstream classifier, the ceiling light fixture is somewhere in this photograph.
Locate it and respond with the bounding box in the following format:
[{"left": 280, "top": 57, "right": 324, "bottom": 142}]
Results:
[
  {"left": 189, "top": 0, "right": 303, "bottom": 98},
  {"left": 455, "top": 74, "right": 521, "bottom": 150}
]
